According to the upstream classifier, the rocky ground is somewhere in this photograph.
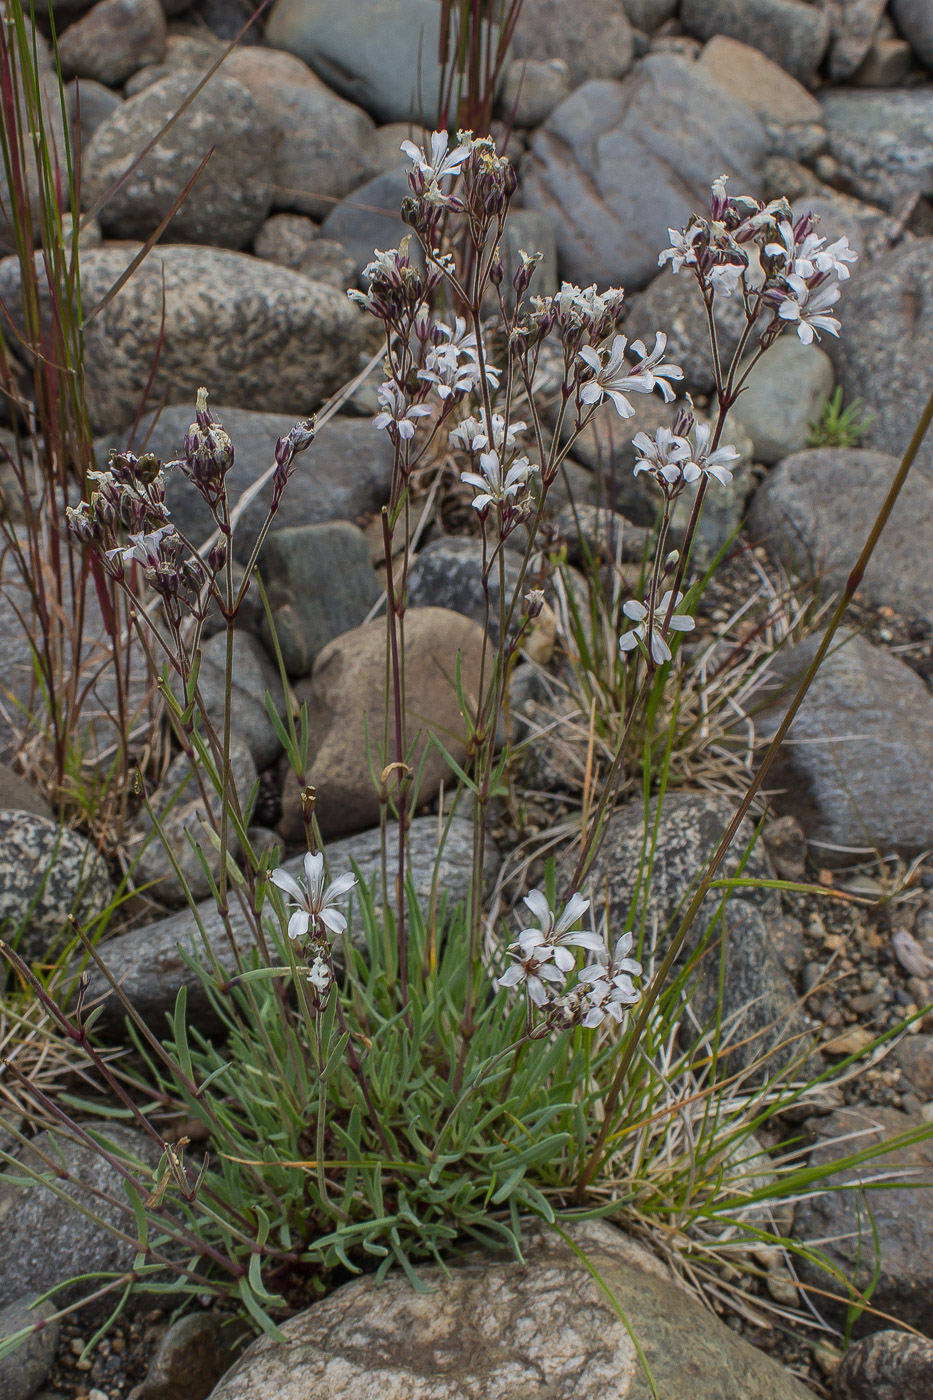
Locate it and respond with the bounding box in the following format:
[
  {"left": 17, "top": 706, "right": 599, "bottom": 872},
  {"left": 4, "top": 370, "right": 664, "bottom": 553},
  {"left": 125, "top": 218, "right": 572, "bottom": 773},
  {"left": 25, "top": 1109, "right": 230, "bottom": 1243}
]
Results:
[{"left": 2, "top": 0, "right": 933, "bottom": 1398}]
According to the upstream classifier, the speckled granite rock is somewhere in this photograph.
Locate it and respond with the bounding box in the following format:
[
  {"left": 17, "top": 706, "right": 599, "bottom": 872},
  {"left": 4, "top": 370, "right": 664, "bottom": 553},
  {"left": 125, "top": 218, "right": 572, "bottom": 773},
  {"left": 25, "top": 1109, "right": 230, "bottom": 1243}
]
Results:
[
  {"left": 0, "top": 1294, "right": 59, "bottom": 1400},
  {"left": 0, "top": 812, "right": 112, "bottom": 962},
  {"left": 208, "top": 1221, "right": 812, "bottom": 1400},
  {"left": 832, "top": 1330, "right": 933, "bottom": 1400}
]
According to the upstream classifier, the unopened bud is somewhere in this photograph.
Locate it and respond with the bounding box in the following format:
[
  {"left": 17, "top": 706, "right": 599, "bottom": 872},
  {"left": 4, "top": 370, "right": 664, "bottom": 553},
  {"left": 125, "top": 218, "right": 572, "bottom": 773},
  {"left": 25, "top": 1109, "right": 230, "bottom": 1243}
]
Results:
[
  {"left": 135, "top": 451, "right": 161, "bottom": 484},
  {"left": 208, "top": 541, "right": 227, "bottom": 573},
  {"left": 663, "top": 549, "right": 680, "bottom": 573},
  {"left": 489, "top": 251, "right": 504, "bottom": 287},
  {"left": 524, "top": 588, "right": 545, "bottom": 619}
]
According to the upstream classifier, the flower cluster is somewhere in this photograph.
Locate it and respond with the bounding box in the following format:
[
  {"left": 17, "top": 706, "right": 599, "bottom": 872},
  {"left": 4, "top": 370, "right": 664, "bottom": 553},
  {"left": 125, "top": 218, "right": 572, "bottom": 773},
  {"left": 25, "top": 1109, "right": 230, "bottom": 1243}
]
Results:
[
  {"left": 632, "top": 409, "right": 740, "bottom": 496},
  {"left": 578, "top": 332, "right": 683, "bottom": 419},
  {"left": 498, "top": 890, "right": 642, "bottom": 1028},
  {"left": 269, "top": 852, "right": 357, "bottom": 1003},
  {"left": 660, "top": 177, "right": 858, "bottom": 346}
]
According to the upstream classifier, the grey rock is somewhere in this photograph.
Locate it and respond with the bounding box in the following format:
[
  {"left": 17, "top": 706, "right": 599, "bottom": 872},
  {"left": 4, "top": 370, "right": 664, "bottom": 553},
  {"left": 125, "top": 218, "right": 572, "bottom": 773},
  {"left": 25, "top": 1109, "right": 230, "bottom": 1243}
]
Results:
[
  {"left": 511, "top": 0, "right": 635, "bottom": 89},
  {"left": 319, "top": 166, "right": 411, "bottom": 278},
  {"left": 749, "top": 447, "right": 933, "bottom": 619},
  {"left": 220, "top": 47, "right": 377, "bottom": 222},
  {"left": 697, "top": 34, "right": 823, "bottom": 125},
  {"left": 98, "top": 407, "right": 394, "bottom": 563},
  {"left": 829, "top": 239, "right": 933, "bottom": 478},
  {"left": 66, "top": 78, "right": 122, "bottom": 151},
  {"left": 252, "top": 212, "right": 319, "bottom": 269},
  {"left": 893, "top": 1034, "right": 933, "bottom": 1099},
  {"left": 0, "top": 765, "right": 53, "bottom": 821},
  {"left": 681, "top": 0, "right": 830, "bottom": 84},
  {"left": 623, "top": 268, "right": 749, "bottom": 398},
  {"left": 406, "top": 537, "right": 521, "bottom": 649},
  {"left": 261, "top": 521, "right": 381, "bottom": 676},
  {"left": 0, "top": 1126, "right": 162, "bottom": 1312},
  {"left": 822, "top": 87, "right": 933, "bottom": 211},
  {"left": 59, "top": 0, "right": 166, "bottom": 86},
  {"left": 0, "top": 1294, "right": 58, "bottom": 1400},
  {"left": 82, "top": 72, "right": 272, "bottom": 249},
  {"left": 259, "top": 236, "right": 356, "bottom": 291},
  {"left": 891, "top": 0, "right": 933, "bottom": 72},
  {"left": 192, "top": 0, "right": 262, "bottom": 41},
  {"left": 173, "top": 631, "right": 286, "bottom": 771},
  {"left": 209, "top": 1220, "right": 812, "bottom": 1400},
  {"left": 521, "top": 58, "right": 768, "bottom": 291},
  {"left": 0, "top": 244, "right": 365, "bottom": 434},
  {"left": 129, "top": 1311, "right": 249, "bottom": 1400},
  {"left": 86, "top": 815, "right": 489, "bottom": 1026},
  {"left": 769, "top": 121, "right": 828, "bottom": 163},
  {"left": 619, "top": 0, "right": 677, "bottom": 31},
  {"left": 794, "top": 1106, "right": 933, "bottom": 1332},
  {"left": 833, "top": 1330, "right": 933, "bottom": 1399},
  {"left": 130, "top": 738, "right": 258, "bottom": 906},
  {"left": 730, "top": 336, "right": 835, "bottom": 464},
  {"left": 266, "top": 0, "right": 491, "bottom": 125},
  {"left": 551, "top": 502, "right": 652, "bottom": 566},
  {"left": 0, "top": 812, "right": 113, "bottom": 963},
  {"left": 822, "top": 0, "right": 887, "bottom": 79},
  {"left": 851, "top": 36, "right": 914, "bottom": 87},
  {"left": 500, "top": 58, "right": 571, "bottom": 129},
  {"left": 746, "top": 629, "right": 933, "bottom": 864}
]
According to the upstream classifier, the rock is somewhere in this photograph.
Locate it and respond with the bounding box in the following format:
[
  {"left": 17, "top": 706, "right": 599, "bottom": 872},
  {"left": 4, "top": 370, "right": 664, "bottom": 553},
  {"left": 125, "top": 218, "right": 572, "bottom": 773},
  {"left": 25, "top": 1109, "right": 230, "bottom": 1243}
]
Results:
[
  {"left": 0, "top": 244, "right": 365, "bottom": 434},
  {"left": 832, "top": 1329, "right": 933, "bottom": 1400},
  {"left": 279, "top": 608, "right": 486, "bottom": 840},
  {"left": 318, "top": 166, "right": 411, "bottom": 277},
  {"left": 697, "top": 35, "right": 823, "bottom": 126},
  {"left": 0, "top": 1294, "right": 59, "bottom": 1400},
  {"left": 219, "top": 47, "right": 377, "bottom": 222},
  {"left": 66, "top": 78, "right": 122, "bottom": 150},
  {"left": 260, "top": 522, "right": 381, "bottom": 676},
  {"left": 253, "top": 212, "right": 319, "bottom": 269},
  {"left": 746, "top": 629, "right": 933, "bottom": 865},
  {"left": 130, "top": 738, "right": 258, "bottom": 906},
  {"left": 852, "top": 36, "right": 914, "bottom": 87},
  {"left": 210, "top": 1220, "right": 811, "bottom": 1400},
  {"left": 822, "top": 0, "right": 887, "bottom": 79},
  {"left": 86, "top": 815, "right": 489, "bottom": 1026},
  {"left": 681, "top": 0, "right": 830, "bottom": 84},
  {"left": 521, "top": 57, "right": 768, "bottom": 291},
  {"left": 128, "top": 1312, "right": 249, "bottom": 1400},
  {"left": 266, "top": 0, "right": 488, "bottom": 125},
  {"left": 173, "top": 632, "right": 286, "bottom": 771},
  {"left": 551, "top": 502, "right": 653, "bottom": 566},
  {"left": 730, "top": 336, "right": 835, "bottom": 464},
  {"left": 255, "top": 231, "right": 356, "bottom": 291},
  {"left": 511, "top": 0, "right": 634, "bottom": 89},
  {"left": 623, "top": 267, "right": 748, "bottom": 398},
  {"left": 821, "top": 88, "right": 933, "bottom": 212},
  {"left": 890, "top": 0, "right": 933, "bottom": 72},
  {"left": 192, "top": 0, "right": 263, "bottom": 41},
  {"left": 763, "top": 813, "right": 808, "bottom": 881},
  {"left": 794, "top": 1106, "right": 933, "bottom": 1332},
  {"left": 0, "top": 1127, "right": 162, "bottom": 1312},
  {"left": 0, "top": 66, "right": 70, "bottom": 259},
  {"left": 500, "top": 58, "right": 571, "bottom": 128},
  {"left": 749, "top": 448, "right": 933, "bottom": 619},
  {"left": 619, "top": 0, "right": 677, "bottom": 30},
  {"left": 0, "top": 812, "right": 112, "bottom": 963},
  {"left": 82, "top": 72, "right": 272, "bottom": 249},
  {"left": 99, "top": 408, "right": 394, "bottom": 561},
  {"left": 59, "top": 0, "right": 166, "bottom": 86},
  {"left": 0, "top": 765, "right": 53, "bottom": 821},
  {"left": 405, "top": 537, "right": 522, "bottom": 648},
  {"left": 893, "top": 1034, "right": 933, "bottom": 1099},
  {"left": 829, "top": 239, "right": 933, "bottom": 478}
]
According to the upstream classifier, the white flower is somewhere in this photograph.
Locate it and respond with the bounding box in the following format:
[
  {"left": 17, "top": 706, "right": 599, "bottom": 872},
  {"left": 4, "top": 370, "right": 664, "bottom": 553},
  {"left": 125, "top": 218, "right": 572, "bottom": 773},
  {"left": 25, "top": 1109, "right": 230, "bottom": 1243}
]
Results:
[
  {"left": 307, "top": 955, "right": 331, "bottom": 996},
  {"left": 432, "top": 316, "right": 479, "bottom": 366},
  {"left": 629, "top": 332, "right": 684, "bottom": 402},
  {"left": 269, "top": 852, "right": 357, "bottom": 944},
  {"left": 400, "top": 129, "right": 471, "bottom": 183},
  {"left": 812, "top": 234, "right": 857, "bottom": 280},
  {"left": 498, "top": 942, "right": 566, "bottom": 1007},
  {"left": 449, "top": 413, "right": 526, "bottom": 453},
  {"left": 419, "top": 356, "right": 483, "bottom": 400},
  {"left": 682, "top": 420, "right": 741, "bottom": 486},
  {"left": 619, "top": 589, "right": 694, "bottom": 666},
  {"left": 777, "top": 274, "right": 841, "bottom": 344},
  {"left": 372, "top": 382, "right": 433, "bottom": 439},
  {"left": 105, "top": 525, "right": 177, "bottom": 569},
  {"left": 579, "top": 932, "right": 642, "bottom": 1027},
  {"left": 511, "top": 889, "right": 604, "bottom": 973},
  {"left": 709, "top": 261, "right": 743, "bottom": 296},
  {"left": 578, "top": 334, "right": 682, "bottom": 419},
  {"left": 632, "top": 426, "right": 691, "bottom": 485},
  {"left": 659, "top": 223, "right": 703, "bottom": 273},
  {"left": 461, "top": 450, "right": 537, "bottom": 511}
]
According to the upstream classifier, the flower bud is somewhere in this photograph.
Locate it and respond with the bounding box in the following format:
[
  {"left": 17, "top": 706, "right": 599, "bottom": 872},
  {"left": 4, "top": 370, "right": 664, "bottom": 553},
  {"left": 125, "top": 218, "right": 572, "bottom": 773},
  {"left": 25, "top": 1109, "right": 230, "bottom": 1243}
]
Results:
[
  {"left": 135, "top": 451, "right": 161, "bottom": 484},
  {"left": 208, "top": 541, "right": 227, "bottom": 573},
  {"left": 524, "top": 588, "right": 545, "bottom": 619}
]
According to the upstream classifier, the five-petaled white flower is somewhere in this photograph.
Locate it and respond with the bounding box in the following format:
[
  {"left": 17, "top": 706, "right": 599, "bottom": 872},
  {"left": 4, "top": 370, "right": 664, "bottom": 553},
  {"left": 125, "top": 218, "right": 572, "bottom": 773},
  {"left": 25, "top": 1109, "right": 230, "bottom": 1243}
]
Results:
[
  {"left": 461, "top": 450, "right": 537, "bottom": 511},
  {"left": 682, "top": 420, "right": 741, "bottom": 485},
  {"left": 511, "top": 889, "right": 604, "bottom": 972},
  {"left": 579, "top": 932, "right": 643, "bottom": 1027},
  {"left": 619, "top": 589, "right": 695, "bottom": 666},
  {"left": 400, "top": 130, "right": 471, "bottom": 201},
  {"left": 269, "top": 852, "right": 357, "bottom": 944},
  {"left": 632, "top": 426, "right": 691, "bottom": 485},
  {"left": 498, "top": 942, "right": 566, "bottom": 1006},
  {"left": 449, "top": 413, "right": 526, "bottom": 453},
  {"left": 105, "top": 525, "right": 177, "bottom": 569},
  {"left": 659, "top": 223, "right": 703, "bottom": 273},
  {"left": 372, "top": 382, "right": 433, "bottom": 439},
  {"left": 578, "top": 333, "right": 682, "bottom": 419},
  {"left": 776, "top": 274, "right": 841, "bottom": 344}
]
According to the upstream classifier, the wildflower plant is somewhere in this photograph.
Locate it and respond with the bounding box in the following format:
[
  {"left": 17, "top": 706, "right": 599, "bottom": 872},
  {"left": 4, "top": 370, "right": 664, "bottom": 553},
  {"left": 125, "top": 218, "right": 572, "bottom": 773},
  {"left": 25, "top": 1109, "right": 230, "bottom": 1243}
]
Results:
[{"left": 6, "top": 105, "right": 932, "bottom": 1366}]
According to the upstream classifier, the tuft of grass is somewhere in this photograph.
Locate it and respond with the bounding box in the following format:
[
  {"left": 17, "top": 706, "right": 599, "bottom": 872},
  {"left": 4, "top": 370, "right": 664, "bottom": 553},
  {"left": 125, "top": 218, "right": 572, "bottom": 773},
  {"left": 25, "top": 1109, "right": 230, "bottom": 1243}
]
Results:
[{"left": 807, "top": 387, "right": 875, "bottom": 450}]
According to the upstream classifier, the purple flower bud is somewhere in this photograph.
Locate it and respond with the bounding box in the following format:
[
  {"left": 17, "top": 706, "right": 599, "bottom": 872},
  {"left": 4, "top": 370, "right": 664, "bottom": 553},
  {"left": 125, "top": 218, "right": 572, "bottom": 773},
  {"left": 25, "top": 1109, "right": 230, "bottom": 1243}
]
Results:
[{"left": 208, "top": 540, "right": 227, "bottom": 573}]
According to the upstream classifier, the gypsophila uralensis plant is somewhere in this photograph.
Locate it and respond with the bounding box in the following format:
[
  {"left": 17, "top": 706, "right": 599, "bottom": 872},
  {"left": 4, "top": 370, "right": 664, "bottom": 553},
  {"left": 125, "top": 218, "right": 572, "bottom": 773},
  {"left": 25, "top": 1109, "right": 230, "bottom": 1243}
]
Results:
[{"left": 9, "top": 132, "right": 908, "bottom": 1359}]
